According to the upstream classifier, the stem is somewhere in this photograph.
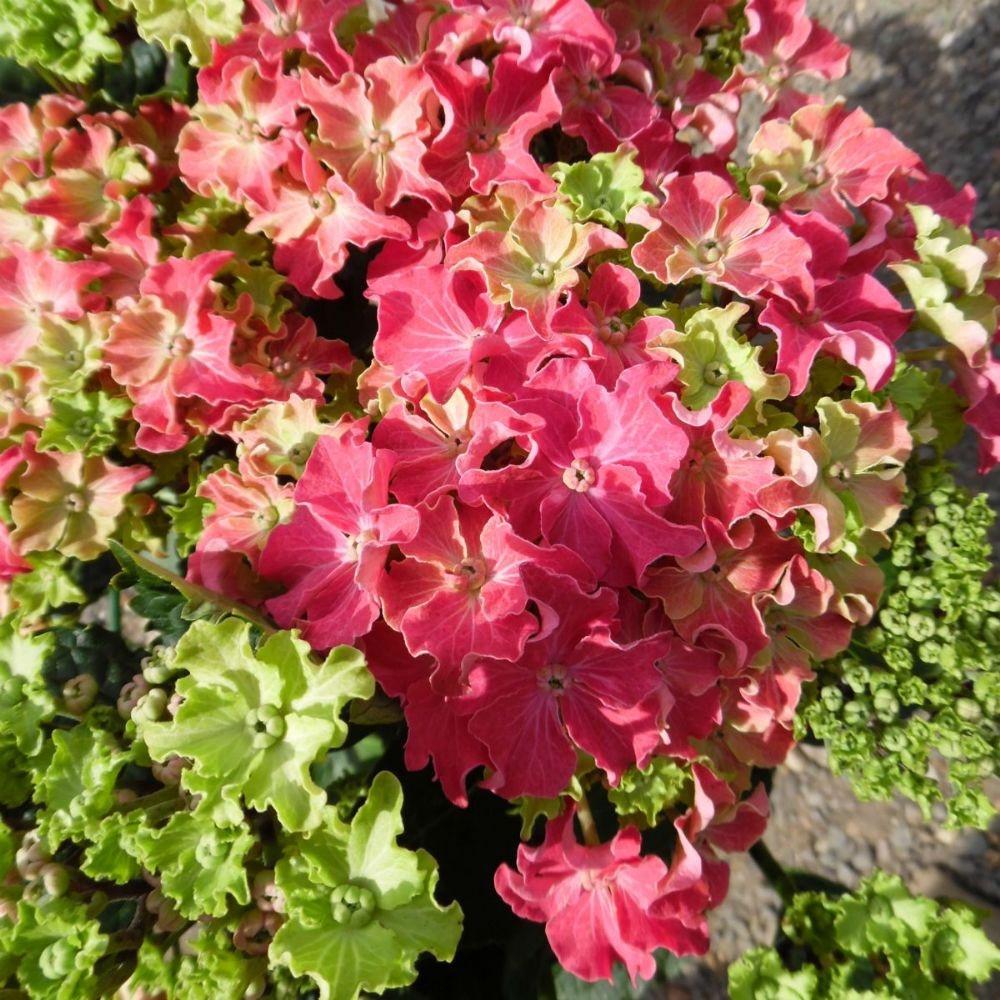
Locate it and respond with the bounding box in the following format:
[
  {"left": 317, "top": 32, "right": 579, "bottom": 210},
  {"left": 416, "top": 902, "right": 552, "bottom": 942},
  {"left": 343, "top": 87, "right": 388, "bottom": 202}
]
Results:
[
  {"left": 575, "top": 794, "right": 600, "bottom": 847},
  {"left": 749, "top": 840, "right": 796, "bottom": 905},
  {"left": 107, "top": 587, "right": 121, "bottom": 634},
  {"left": 701, "top": 279, "right": 714, "bottom": 304},
  {"left": 113, "top": 543, "right": 278, "bottom": 636},
  {"left": 112, "top": 785, "right": 181, "bottom": 816},
  {"left": 105, "top": 929, "right": 144, "bottom": 955}
]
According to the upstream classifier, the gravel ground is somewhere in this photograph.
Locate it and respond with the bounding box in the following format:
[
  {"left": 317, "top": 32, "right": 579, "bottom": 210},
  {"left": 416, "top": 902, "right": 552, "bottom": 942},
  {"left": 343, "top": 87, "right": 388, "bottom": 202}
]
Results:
[{"left": 666, "top": 4, "right": 1000, "bottom": 996}]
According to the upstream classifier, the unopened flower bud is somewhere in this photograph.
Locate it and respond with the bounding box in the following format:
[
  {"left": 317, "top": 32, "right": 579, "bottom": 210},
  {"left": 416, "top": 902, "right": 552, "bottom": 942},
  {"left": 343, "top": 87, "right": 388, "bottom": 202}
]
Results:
[
  {"left": 118, "top": 675, "right": 150, "bottom": 717},
  {"left": 233, "top": 909, "right": 281, "bottom": 955},
  {"left": 133, "top": 687, "right": 169, "bottom": 722},
  {"left": 251, "top": 870, "right": 284, "bottom": 913},
  {"left": 142, "top": 649, "right": 178, "bottom": 686},
  {"left": 151, "top": 756, "right": 186, "bottom": 785},
  {"left": 62, "top": 673, "right": 99, "bottom": 714},
  {"left": 40, "top": 863, "right": 69, "bottom": 897}
]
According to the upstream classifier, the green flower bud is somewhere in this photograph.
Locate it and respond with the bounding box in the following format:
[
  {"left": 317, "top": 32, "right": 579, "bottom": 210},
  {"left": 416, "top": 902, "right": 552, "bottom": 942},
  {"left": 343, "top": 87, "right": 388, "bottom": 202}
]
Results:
[
  {"left": 329, "top": 882, "right": 377, "bottom": 928},
  {"left": 134, "top": 688, "right": 169, "bottom": 722},
  {"left": 247, "top": 704, "right": 287, "bottom": 748}
]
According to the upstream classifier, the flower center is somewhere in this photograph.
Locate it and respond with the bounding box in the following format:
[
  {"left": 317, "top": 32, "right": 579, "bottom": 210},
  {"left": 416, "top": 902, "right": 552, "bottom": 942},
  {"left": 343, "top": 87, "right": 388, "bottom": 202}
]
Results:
[
  {"left": 529, "top": 261, "right": 555, "bottom": 286},
  {"left": 64, "top": 490, "right": 87, "bottom": 513},
  {"left": 539, "top": 664, "right": 570, "bottom": 695},
  {"left": 288, "top": 441, "right": 312, "bottom": 467},
  {"left": 253, "top": 504, "right": 282, "bottom": 530},
  {"left": 703, "top": 360, "right": 730, "bottom": 386},
  {"left": 802, "top": 162, "right": 828, "bottom": 187},
  {"left": 471, "top": 127, "right": 498, "bottom": 152},
  {"left": 329, "top": 883, "right": 377, "bottom": 928},
  {"left": 562, "top": 458, "right": 596, "bottom": 492},
  {"left": 368, "top": 129, "right": 395, "bottom": 155},
  {"left": 446, "top": 556, "right": 487, "bottom": 593},
  {"left": 597, "top": 317, "right": 626, "bottom": 346},
  {"left": 827, "top": 462, "right": 851, "bottom": 483},
  {"left": 168, "top": 334, "right": 193, "bottom": 358},
  {"left": 697, "top": 238, "right": 723, "bottom": 264},
  {"left": 344, "top": 528, "right": 376, "bottom": 563}
]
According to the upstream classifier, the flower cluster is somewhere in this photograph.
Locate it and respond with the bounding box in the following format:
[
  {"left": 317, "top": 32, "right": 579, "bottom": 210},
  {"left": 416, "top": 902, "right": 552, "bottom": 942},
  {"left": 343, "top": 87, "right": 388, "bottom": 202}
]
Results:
[{"left": 0, "top": 0, "right": 997, "bottom": 994}]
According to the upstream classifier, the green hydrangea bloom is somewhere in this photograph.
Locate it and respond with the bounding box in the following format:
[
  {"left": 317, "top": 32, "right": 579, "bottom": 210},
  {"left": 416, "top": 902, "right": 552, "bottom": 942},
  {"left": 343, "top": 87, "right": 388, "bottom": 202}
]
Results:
[
  {"left": 272, "top": 771, "right": 463, "bottom": 1000},
  {"left": 891, "top": 205, "right": 998, "bottom": 367},
  {"left": 4, "top": 894, "right": 108, "bottom": 1000},
  {"left": 7, "top": 553, "right": 86, "bottom": 624},
  {"left": 33, "top": 723, "right": 132, "bottom": 852},
  {"left": 657, "top": 302, "right": 789, "bottom": 417},
  {"left": 173, "top": 923, "right": 267, "bottom": 1000},
  {"left": 138, "top": 618, "right": 375, "bottom": 832},
  {"left": 551, "top": 147, "right": 655, "bottom": 226},
  {"left": 37, "top": 391, "right": 132, "bottom": 457},
  {"left": 0, "top": 617, "right": 55, "bottom": 758}
]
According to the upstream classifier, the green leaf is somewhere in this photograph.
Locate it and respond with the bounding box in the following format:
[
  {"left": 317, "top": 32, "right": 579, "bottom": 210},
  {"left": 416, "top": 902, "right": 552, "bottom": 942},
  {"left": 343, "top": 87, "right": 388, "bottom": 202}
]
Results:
[
  {"left": 33, "top": 723, "right": 131, "bottom": 852},
  {"left": 0, "top": 616, "right": 56, "bottom": 755},
  {"left": 9, "top": 894, "right": 108, "bottom": 1000},
  {"left": 37, "top": 391, "right": 132, "bottom": 457},
  {"left": 0, "top": 0, "right": 120, "bottom": 83},
  {"left": 125, "top": 0, "right": 245, "bottom": 67},
  {"left": 80, "top": 810, "right": 145, "bottom": 883},
  {"left": 728, "top": 949, "right": 818, "bottom": 1000},
  {"left": 139, "top": 619, "right": 374, "bottom": 832},
  {"left": 607, "top": 756, "right": 690, "bottom": 826},
  {"left": 272, "top": 772, "right": 463, "bottom": 1000},
  {"left": 551, "top": 147, "right": 655, "bottom": 226},
  {"left": 133, "top": 805, "right": 255, "bottom": 918},
  {"left": 8, "top": 552, "right": 86, "bottom": 622}
]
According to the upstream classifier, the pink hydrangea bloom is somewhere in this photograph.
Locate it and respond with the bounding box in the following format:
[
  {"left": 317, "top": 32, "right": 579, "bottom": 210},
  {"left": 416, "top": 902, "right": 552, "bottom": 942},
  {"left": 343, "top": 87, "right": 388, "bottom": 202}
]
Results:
[
  {"left": 465, "top": 573, "right": 665, "bottom": 798},
  {"left": 371, "top": 264, "right": 506, "bottom": 403},
  {"left": 730, "top": 0, "right": 850, "bottom": 109},
  {"left": 103, "top": 251, "right": 258, "bottom": 451},
  {"left": 246, "top": 145, "right": 410, "bottom": 298},
  {"left": 301, "top": 57, "right": 448, "bottom": 211},
  {"left": 758, "top": 212, "right": 912, "bottom": 393},
  {"left": 426, "top": 54, "right": 561, "bottom": 195},
  {"left": 496, "top": 809, "right": 709, "bottom": 983},
  {"left": 179, "top": 56, "right": 302, "bottom": 206},
  {"left": 0, "top": 246, "right": 107, "bottom": 366},
  {"left": 551, "top": 262, "right": 670, "bottom": 387},
  {"left": 381, "top": 493, "right": 592, "bottom": 672},
  {"left": 748, "top": 102, "right": 921, "bottom": 227},
  {"left": 629, "top": 172, "right": 813, "bottom": 303},
  {"left": 461, "top": 359, "right": 702, "bottom": 585},
  {"left": 259, "top": 425, "right": 418, "bottom": 648}
]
